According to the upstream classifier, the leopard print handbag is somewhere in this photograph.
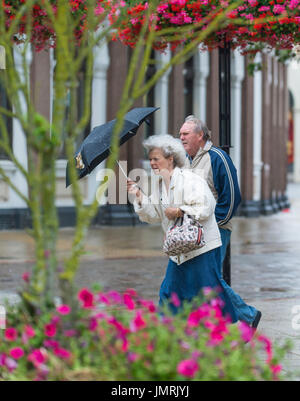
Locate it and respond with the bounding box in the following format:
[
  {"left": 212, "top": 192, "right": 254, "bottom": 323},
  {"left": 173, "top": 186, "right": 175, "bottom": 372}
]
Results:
[{"left": 163, "top": 213, "right": 205, "bottom": 257}]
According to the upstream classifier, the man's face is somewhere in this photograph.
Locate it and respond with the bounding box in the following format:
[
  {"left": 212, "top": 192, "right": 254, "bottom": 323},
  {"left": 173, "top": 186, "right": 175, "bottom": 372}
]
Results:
[{"left": 179, "top": 122, "right": 204, "bottom": 158}]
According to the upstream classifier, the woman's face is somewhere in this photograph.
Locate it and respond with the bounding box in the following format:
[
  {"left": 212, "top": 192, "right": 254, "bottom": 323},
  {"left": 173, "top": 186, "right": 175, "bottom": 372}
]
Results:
[{"left": 148, "top": 148, "right": 174, "bottom": 175}]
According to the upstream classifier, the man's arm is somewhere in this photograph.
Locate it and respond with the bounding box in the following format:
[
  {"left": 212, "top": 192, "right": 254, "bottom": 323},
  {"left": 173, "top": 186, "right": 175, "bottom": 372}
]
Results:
[{"left": 209, "top": 148, "right": 241, "bottom": 226}]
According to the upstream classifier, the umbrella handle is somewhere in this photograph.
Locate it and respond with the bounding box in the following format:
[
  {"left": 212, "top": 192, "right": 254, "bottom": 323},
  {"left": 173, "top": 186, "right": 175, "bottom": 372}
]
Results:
[{"left": 117, "top": 160, "right": 144, "bottom": 194}]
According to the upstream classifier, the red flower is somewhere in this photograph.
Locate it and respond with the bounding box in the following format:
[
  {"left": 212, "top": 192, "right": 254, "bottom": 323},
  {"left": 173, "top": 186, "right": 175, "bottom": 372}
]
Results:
[
  {"left": 78, "top": 288, "right": 94, "bottom": 308},
  {"left": 130, "top": 310, "right": 147, "bottom": 332},
  {"left": 5, "top": 328, "right": 18, "bottom": 342},
  {"left": 56, "top": 304, "right": 71, "bottom": 315},
  {"left": 177, "top": 359, "right": 199, "bottom": 378},
  {"left": 53, "top": 347, "right": 72, "bottom": 360},
  {"left": 28, "top": 349, "right": 47, "bottom": 367},
  {"left": 44, "top": 323, "right": 57, "bottom": 338},
  {"left": 22, "top": 272, "right": 30, "bottom": 283},
  {"left": 10, "top": 347, "right": 24, "bottom": 360},
  {"left": 123, "top": 293, "right": 135, "bottom": 310}
]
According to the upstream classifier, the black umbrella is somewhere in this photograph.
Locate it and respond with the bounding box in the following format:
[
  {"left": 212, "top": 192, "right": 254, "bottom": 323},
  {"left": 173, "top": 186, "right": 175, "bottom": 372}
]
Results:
[{"left": 66, "top": 107, "right": 159, "bottom": 187}]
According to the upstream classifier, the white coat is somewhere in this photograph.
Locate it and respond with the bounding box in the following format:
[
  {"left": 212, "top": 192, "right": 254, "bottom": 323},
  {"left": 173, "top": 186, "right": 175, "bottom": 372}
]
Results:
[{"left": 133, "top": 167, "right": 221, "bottom": 265}]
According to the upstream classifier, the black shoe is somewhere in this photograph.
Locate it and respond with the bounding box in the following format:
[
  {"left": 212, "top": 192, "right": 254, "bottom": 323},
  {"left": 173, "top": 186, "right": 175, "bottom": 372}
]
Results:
[{"left": 251, "top": 310, "right": 262, "bottom": 331}]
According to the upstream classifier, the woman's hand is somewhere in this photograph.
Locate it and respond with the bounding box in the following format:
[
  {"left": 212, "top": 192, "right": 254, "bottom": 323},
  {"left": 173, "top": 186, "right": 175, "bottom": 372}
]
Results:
[
  {"left": 127, "top": 180, "right": 142, "bottom": 202},
  {"left": 165, "top": 207, "right": 183, "bottom": 220}
]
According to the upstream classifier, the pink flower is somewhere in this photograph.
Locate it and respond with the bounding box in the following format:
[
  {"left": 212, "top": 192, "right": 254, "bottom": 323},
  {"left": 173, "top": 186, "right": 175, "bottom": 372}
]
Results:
[
  {"left": 1, "top": 355, "right": 17, "bottom": 372},
  {"left": 108, "top": 317, "right": 130, "bottom": 336},
  {"left": 125, "top": 288, "right": 137, "bottom": 297},
  {"left": 187, "top": 310, "right": 202, "bottom": 327},
  {"left": 187, "top": 305, "right": 210, "bottom": 327},
  {"left": 22, "top": 324, "right": 36, "bottom": 344},
  {"left": 89, "top": 317, "right": 98, "bottom": 331},
  {"left": 123, "top": 293, "right": 135, "bottom": 310},
  {"left": 56, "top": 304, "right": 71, "bottom": 315},
  {"left": 24, "top": 325, "right": 35, "bottom": 338},
  {"left": 273, "top": 5, "right": 285, "bottom": 14},
  {"left": 139, "top": 299, "right": 156, "bottom": 313},
  {"left": 128, "top": 352, "right": 139, "bottom": 362},
  {"left": 171, "top": 293, "right": 181, "bottom": 308},
  {"left": 44, "top": 323, "right": 57, "bottom": 338},
  {"left": 130, "top": 310, "right": 147, "bottom": 332},
  {"left": 157, "top": 3, "right": 169, "bottom": 13},
  {"left": 121, "top": 337, "right": 129, "bottom": 352},
  {"left": 78, "top": 288, "right": 94, "bottom": 308},
  {"left": 94, "top": 4, "right": 104, "bottom": 15},
  {"left": 98, "top": 293, "right": 110, "bottom": 305},
  {"left": 51, "top": 315, "right": 61, "bottom": 325},
  {"left": 5, "top": 328, "right": 18, "bottom": 342},
  {"left": 22, "top": 272, "right": 30, "bottom": 283},
  {"left": 63, "top": 329, "right": 77, "bottom": 337},
  {"left": 257, "top": 335, "right": 273, "bottom": 363},
  {"left": 258, "top": 6, "right": 270, "bottom": 12},
  {"left": 203, "top": 287, "right": 213, "bottom": 296},
  {"left": 43, "top": 339, "right": 60, "bottom": 349},
  {"left": 238, "top": 321, "right": 254, "bottom": 343},
  {"left": 28, "top": 349, "right": 47, "bottom": 367},
  {"left": 177, "top": 359, "right": 199, "bottom": 378},
  {"left": 0, "top": 353, "right": 7, "bottom": 366},
  {"left": 289, "top": 0, "right": 299, "bottom": 10},
  {"left": 271, "top": 364, "right": 282, "bottom": 379},
  {"left": 54, "top": 347, "right": 71, "bottom": 360},
  {"left": 10, "top": 347, "right": 24, "bottom": 360},
  {"left": 107, "top": 290, "right": 122, "bottom": 304}
]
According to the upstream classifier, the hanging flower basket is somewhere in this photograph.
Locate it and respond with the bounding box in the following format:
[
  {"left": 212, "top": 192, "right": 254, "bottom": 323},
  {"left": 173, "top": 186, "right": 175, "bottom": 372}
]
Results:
[{"left": 2, "top": 1, "right": 299, "bottom": 53}]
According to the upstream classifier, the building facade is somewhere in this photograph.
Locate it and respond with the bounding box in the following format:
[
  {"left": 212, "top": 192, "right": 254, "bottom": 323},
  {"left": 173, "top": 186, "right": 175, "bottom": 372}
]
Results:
[
  {"left": 288, "top": 60, "right": 300, "bottom": 184},
  {"left": 0, "top": 41, "right": 290, "bottom": 228}
]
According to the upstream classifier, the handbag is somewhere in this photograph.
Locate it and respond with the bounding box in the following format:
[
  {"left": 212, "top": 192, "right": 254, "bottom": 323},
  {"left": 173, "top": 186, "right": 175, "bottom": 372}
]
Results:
[{"left": 163, "top": 213, "right": 205, "bottom": 256}]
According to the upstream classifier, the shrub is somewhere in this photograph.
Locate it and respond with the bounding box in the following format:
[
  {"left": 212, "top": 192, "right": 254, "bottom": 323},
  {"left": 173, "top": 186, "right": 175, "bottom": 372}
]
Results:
[{"left": 0, "top": 286, "right": 291, "bottom": 381}]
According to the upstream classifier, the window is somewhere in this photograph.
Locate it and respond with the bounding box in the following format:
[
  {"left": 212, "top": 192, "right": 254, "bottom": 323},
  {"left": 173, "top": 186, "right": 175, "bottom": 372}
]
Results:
[
  {"left": 184, "top": 56, "right": 194, "bottom": 117},
  {"left": 145, "top": 50, "right": 156, "bottom": 138}
]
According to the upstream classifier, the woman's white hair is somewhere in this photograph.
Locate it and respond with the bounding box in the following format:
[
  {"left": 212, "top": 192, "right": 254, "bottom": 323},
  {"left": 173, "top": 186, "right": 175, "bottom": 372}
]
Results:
[{"left": 143, "top": 134, "right": 186, "bottom": 168}]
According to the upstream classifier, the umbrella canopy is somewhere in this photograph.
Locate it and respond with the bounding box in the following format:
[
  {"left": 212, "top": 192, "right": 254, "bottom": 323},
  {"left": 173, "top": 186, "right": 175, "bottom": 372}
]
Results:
[{"left": 66, "top": 107, "right": 159, "bottom": 187}]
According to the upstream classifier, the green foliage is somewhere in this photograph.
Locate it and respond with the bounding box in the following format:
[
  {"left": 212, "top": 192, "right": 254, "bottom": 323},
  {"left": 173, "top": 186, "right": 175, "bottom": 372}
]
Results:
[{"left": 28, "top": 113, "right": 60, "bottom": 152}]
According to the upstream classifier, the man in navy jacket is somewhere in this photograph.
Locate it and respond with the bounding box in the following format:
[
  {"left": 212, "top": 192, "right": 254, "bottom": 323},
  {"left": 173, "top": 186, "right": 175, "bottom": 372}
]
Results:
[{"left": 179, "top": 115, "right": 261, "bottom": 328}]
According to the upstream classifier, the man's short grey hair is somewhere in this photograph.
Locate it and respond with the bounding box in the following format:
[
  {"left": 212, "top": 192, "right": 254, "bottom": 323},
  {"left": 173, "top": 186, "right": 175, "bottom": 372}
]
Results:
[
  {"left": 184, "top": 115, "right": 211, "bottom": 141},
  {"left": 143, "top": 134, "right": 186, "bottom": 168}
]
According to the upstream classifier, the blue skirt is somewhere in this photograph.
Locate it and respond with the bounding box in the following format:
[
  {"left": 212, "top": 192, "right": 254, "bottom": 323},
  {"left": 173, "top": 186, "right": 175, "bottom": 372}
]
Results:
[{"left": 159, "top": 248, "right": 238, "bottom": 322}]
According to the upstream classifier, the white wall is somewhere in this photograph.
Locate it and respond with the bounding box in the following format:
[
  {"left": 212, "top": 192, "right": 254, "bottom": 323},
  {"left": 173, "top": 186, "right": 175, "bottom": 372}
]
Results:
[
  {"left": 230, "top": 50, "right": 244, "bottom": 184},
  {"left": 288, "top": 60, "right": 300, "bottom": 183},
  {"left": 154, "top": 49, "right": 171, "bottom": 135},
  {"left": 6, "top": 46, "right": 29, "bottom": 208},
  {"left": 252, "top": 53, "right": 263, "bottom": 201},
  {"left": 193, "top": 50, "right": 209, "bottom": 121}
]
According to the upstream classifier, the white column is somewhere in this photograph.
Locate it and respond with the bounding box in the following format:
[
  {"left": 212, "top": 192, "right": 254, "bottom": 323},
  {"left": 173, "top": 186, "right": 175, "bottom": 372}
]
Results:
[
  {"left": 272, "top": 57, "right": 279, "bottom": 203},
  {"left": 10, "top": 45, "right": 30, "bottom": 207},
  {"left": 193, "top": 50, "right": 209, "bottom": 120},
  {"left": 230, "top": 50, "right": 244, "bottom": 184},
  {"left": 87, "top": 39, "right": 110, "bottom": 204},
  {"left": 0, "top": 45, "right": 5, "bottom": 69},
  {"left": 154, "top": 49, "right": 171, "bottom": 135},
  {"left": 253, "top": 53, "right": 263, "bottom": 201},
  {"left": 288, "top": 60, "right": 300, "bottom": 183}
]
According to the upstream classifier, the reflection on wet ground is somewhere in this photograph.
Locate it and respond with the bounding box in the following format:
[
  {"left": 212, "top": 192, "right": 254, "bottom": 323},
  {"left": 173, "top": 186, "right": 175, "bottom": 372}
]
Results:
[
  {"left": 1, "top": 184, "right": 300, "bottom": 302},
  {"left": 1, "top": 182, "right": 300, "bottom": 373}
]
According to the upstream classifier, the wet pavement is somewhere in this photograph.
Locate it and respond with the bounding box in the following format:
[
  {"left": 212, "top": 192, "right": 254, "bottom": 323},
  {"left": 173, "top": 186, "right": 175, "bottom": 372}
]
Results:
[{"left": 0, "top": 181, "right": 300, "bottom": 377}]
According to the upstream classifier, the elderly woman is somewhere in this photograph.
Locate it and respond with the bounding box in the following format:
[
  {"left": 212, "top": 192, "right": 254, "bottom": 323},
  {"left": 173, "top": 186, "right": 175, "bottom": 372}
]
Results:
[{"left": 127, "top": 134, "right": 237, "bottom": 319}]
